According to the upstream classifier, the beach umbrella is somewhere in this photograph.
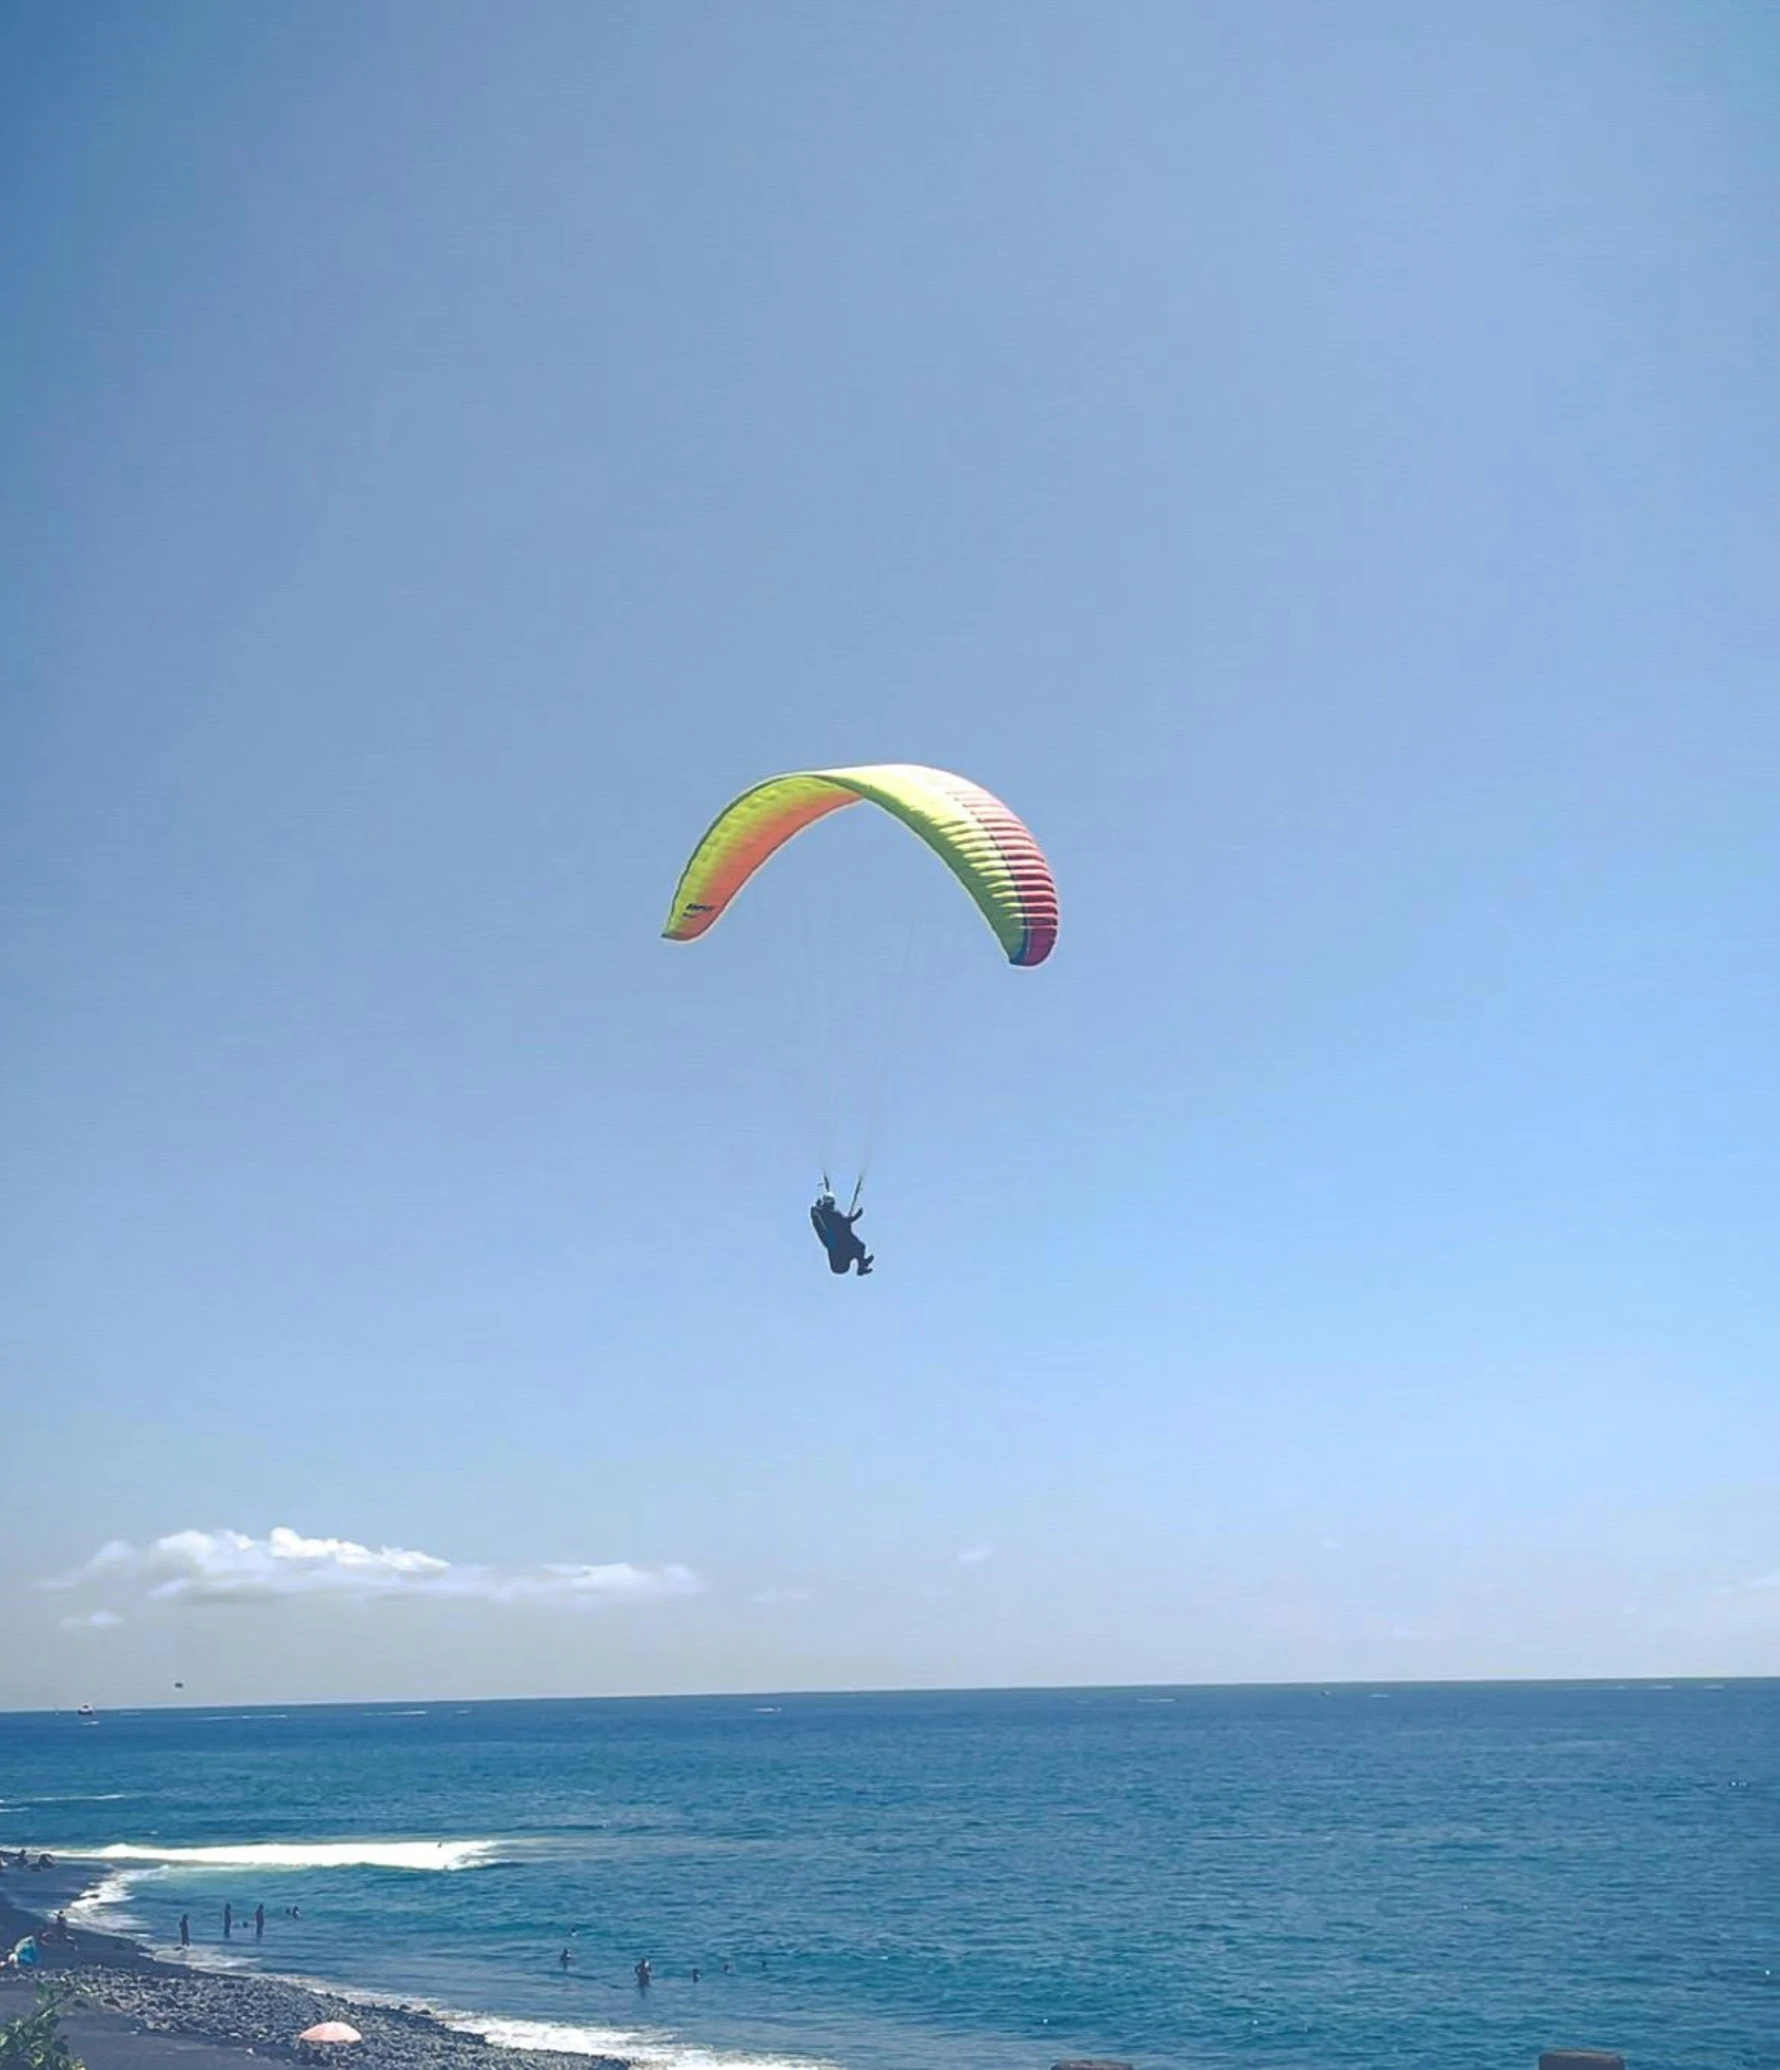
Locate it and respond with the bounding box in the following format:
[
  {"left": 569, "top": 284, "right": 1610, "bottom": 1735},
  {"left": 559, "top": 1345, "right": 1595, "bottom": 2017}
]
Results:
[{"left": 297, "top": 2024, "right": 361, "bottom": 2045}]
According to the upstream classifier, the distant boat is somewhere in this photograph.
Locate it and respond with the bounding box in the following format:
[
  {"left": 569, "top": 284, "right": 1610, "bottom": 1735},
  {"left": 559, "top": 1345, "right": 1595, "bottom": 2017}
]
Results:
[{"left": 76, "top": 1703, "right": 98, "bottom": 1724}]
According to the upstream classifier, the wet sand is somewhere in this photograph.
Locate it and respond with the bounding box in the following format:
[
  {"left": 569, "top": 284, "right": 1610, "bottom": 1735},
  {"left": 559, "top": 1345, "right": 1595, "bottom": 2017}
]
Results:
[{"left": 0, "top": 1869, "right": 629, "bottom": 2070}]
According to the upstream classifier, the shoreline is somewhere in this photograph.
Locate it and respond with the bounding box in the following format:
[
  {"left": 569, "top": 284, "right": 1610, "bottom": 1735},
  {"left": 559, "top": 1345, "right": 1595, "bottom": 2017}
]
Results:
[{"left": 1, "top": 1869, "right": 632, "bottom": 2070}]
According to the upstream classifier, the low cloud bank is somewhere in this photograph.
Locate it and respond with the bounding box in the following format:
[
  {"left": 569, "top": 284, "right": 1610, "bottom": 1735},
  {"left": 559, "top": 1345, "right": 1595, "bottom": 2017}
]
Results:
[{"left": 46, "top": 1527, "right": 703, "bottom": 1608}]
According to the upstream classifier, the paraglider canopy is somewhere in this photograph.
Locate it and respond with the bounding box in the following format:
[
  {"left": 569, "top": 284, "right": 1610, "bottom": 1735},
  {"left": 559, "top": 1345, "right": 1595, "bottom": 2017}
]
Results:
[
  {"left": 662, "top": 759, "right": 1057, "bottom": 1223},
  {"left": 663, "top": 763, "right": 1057, "bottom": 966}
]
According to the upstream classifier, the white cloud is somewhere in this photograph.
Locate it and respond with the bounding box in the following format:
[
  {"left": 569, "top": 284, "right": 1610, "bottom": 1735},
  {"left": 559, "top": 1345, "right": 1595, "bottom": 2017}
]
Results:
[
  {"left": 956, "top": 1543, "right": 994, "bottom": 1566},
  {"left": 60, "top": 1609, "right": 124, "bottom": 1631},
  {"left": 58, "top": 1540, "right": 137, "bottom": 1581},
  {"left": 46, "top": 1527, "right": 703, "bottom": 1609},
  {"left": 470, "top": 1562, "right": 703, "bottom": 1605}
]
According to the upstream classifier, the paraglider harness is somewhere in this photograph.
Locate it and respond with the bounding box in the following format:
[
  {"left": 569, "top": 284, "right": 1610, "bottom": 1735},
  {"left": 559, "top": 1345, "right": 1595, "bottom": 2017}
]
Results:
[{"left": 811, "top": 1178, "right": 873, "bottom": 1277}]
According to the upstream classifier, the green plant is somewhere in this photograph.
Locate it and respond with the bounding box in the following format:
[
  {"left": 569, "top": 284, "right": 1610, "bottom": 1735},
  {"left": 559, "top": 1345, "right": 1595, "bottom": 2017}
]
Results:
[{"left": 0, "top": 1984, "right": 84, "bottom": 2070}]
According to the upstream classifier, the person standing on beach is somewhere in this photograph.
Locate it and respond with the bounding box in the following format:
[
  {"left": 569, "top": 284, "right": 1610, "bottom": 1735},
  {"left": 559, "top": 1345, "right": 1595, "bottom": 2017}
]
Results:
[
  {"left": 254, "top": 1904, "right": 265, "bottom": 1940},
  {"left": 180, "top": 1915, "right": 190, "bottom": 1947}
]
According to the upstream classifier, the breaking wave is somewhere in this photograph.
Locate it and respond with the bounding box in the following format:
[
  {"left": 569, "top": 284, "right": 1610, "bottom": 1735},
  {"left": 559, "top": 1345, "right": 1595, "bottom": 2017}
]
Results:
[
  {"left": 450, "top": 2013, "right": 842, "bottom": 2070},
  {"left": 66, "top": 1873, "right": 144, "bottom": 1931},
  {"left": 86, "top": 1839, "right": 504, "bottom": 1872}
]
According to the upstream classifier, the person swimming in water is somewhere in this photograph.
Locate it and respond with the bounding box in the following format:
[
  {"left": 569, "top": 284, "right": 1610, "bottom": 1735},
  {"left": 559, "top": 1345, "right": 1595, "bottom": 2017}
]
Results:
[{"left": 809, "top": 1191, "right": 873, "bottom": 1276}]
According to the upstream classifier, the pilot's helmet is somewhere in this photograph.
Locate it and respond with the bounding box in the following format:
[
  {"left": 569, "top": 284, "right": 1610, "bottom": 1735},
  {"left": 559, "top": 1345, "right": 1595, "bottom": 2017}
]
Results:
[{"left": 816, "top": 1192, "right": 835, "bottom": 1209}]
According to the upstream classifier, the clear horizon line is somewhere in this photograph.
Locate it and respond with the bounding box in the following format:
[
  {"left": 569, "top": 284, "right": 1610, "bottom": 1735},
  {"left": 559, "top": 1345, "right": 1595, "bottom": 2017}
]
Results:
[{"left": 9, "top": 1670, "right": 1776, "bottom": 1720}]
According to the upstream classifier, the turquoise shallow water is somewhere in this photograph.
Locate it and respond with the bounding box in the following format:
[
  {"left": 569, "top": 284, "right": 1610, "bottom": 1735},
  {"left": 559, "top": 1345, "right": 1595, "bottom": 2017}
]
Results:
[{"left": 1, "top": 1684, "right": 1776, "bottom": 2070}]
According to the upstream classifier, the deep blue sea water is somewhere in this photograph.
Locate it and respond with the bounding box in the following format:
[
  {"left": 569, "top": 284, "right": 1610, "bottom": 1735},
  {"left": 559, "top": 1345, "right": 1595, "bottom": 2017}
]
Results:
[{"left": 2, "top": 1685, "right": 1776, "bottom": 2070}]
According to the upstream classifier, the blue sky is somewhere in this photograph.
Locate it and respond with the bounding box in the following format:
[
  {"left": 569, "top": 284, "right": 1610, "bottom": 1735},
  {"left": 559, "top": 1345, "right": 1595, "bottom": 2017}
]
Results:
[{"left": 4, "top": 1, "right": 1777, "bottom": 1707}]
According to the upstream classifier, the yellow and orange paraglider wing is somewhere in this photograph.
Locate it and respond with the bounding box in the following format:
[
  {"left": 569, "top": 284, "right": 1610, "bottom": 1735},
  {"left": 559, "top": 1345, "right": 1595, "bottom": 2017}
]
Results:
[
  {"left": 661, "top": 763, "right": 1057, "bottom": 966},
  {"left": 659, "top": 772, "right": 860, "bottom": 944}
]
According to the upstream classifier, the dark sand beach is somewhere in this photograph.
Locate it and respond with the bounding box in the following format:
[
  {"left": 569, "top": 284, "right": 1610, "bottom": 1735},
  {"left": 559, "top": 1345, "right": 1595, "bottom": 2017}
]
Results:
[{"left": 0, "top": 1868, "right": 629, "bottom": 2070}]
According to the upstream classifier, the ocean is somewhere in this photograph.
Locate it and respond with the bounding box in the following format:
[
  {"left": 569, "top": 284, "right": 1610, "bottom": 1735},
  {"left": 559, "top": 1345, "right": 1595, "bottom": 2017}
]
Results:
[{"left": 2, "top": 1684, "right": 1775, "bottom": 2070}]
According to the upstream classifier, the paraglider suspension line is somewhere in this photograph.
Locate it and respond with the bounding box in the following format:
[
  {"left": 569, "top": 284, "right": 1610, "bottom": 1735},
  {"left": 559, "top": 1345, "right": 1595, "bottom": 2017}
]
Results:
[{"left": 844, "top": 899, "right": 922, "bottom": 1213}]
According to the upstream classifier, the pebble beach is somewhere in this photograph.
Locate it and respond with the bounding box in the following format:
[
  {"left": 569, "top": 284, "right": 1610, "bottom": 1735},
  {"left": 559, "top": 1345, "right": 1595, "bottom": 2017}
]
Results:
[{"left": 0, "top": 1871, "right": 630, "bottom": 2070}]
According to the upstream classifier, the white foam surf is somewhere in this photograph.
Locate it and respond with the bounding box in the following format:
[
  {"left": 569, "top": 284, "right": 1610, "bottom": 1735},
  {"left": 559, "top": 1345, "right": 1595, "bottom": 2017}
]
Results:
[
  {"left": 5, "top": 1791, "right": 135, "bottom": 1808},
  {"left": 449, "top": 2012, "right": 842, "bottom": 2070},
  {"left": 85, "top": 1839, "right": 503, "bottom": 1872},
  {"left": 66, "top": 1872, "right": 145, "bottom": 1932}
]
